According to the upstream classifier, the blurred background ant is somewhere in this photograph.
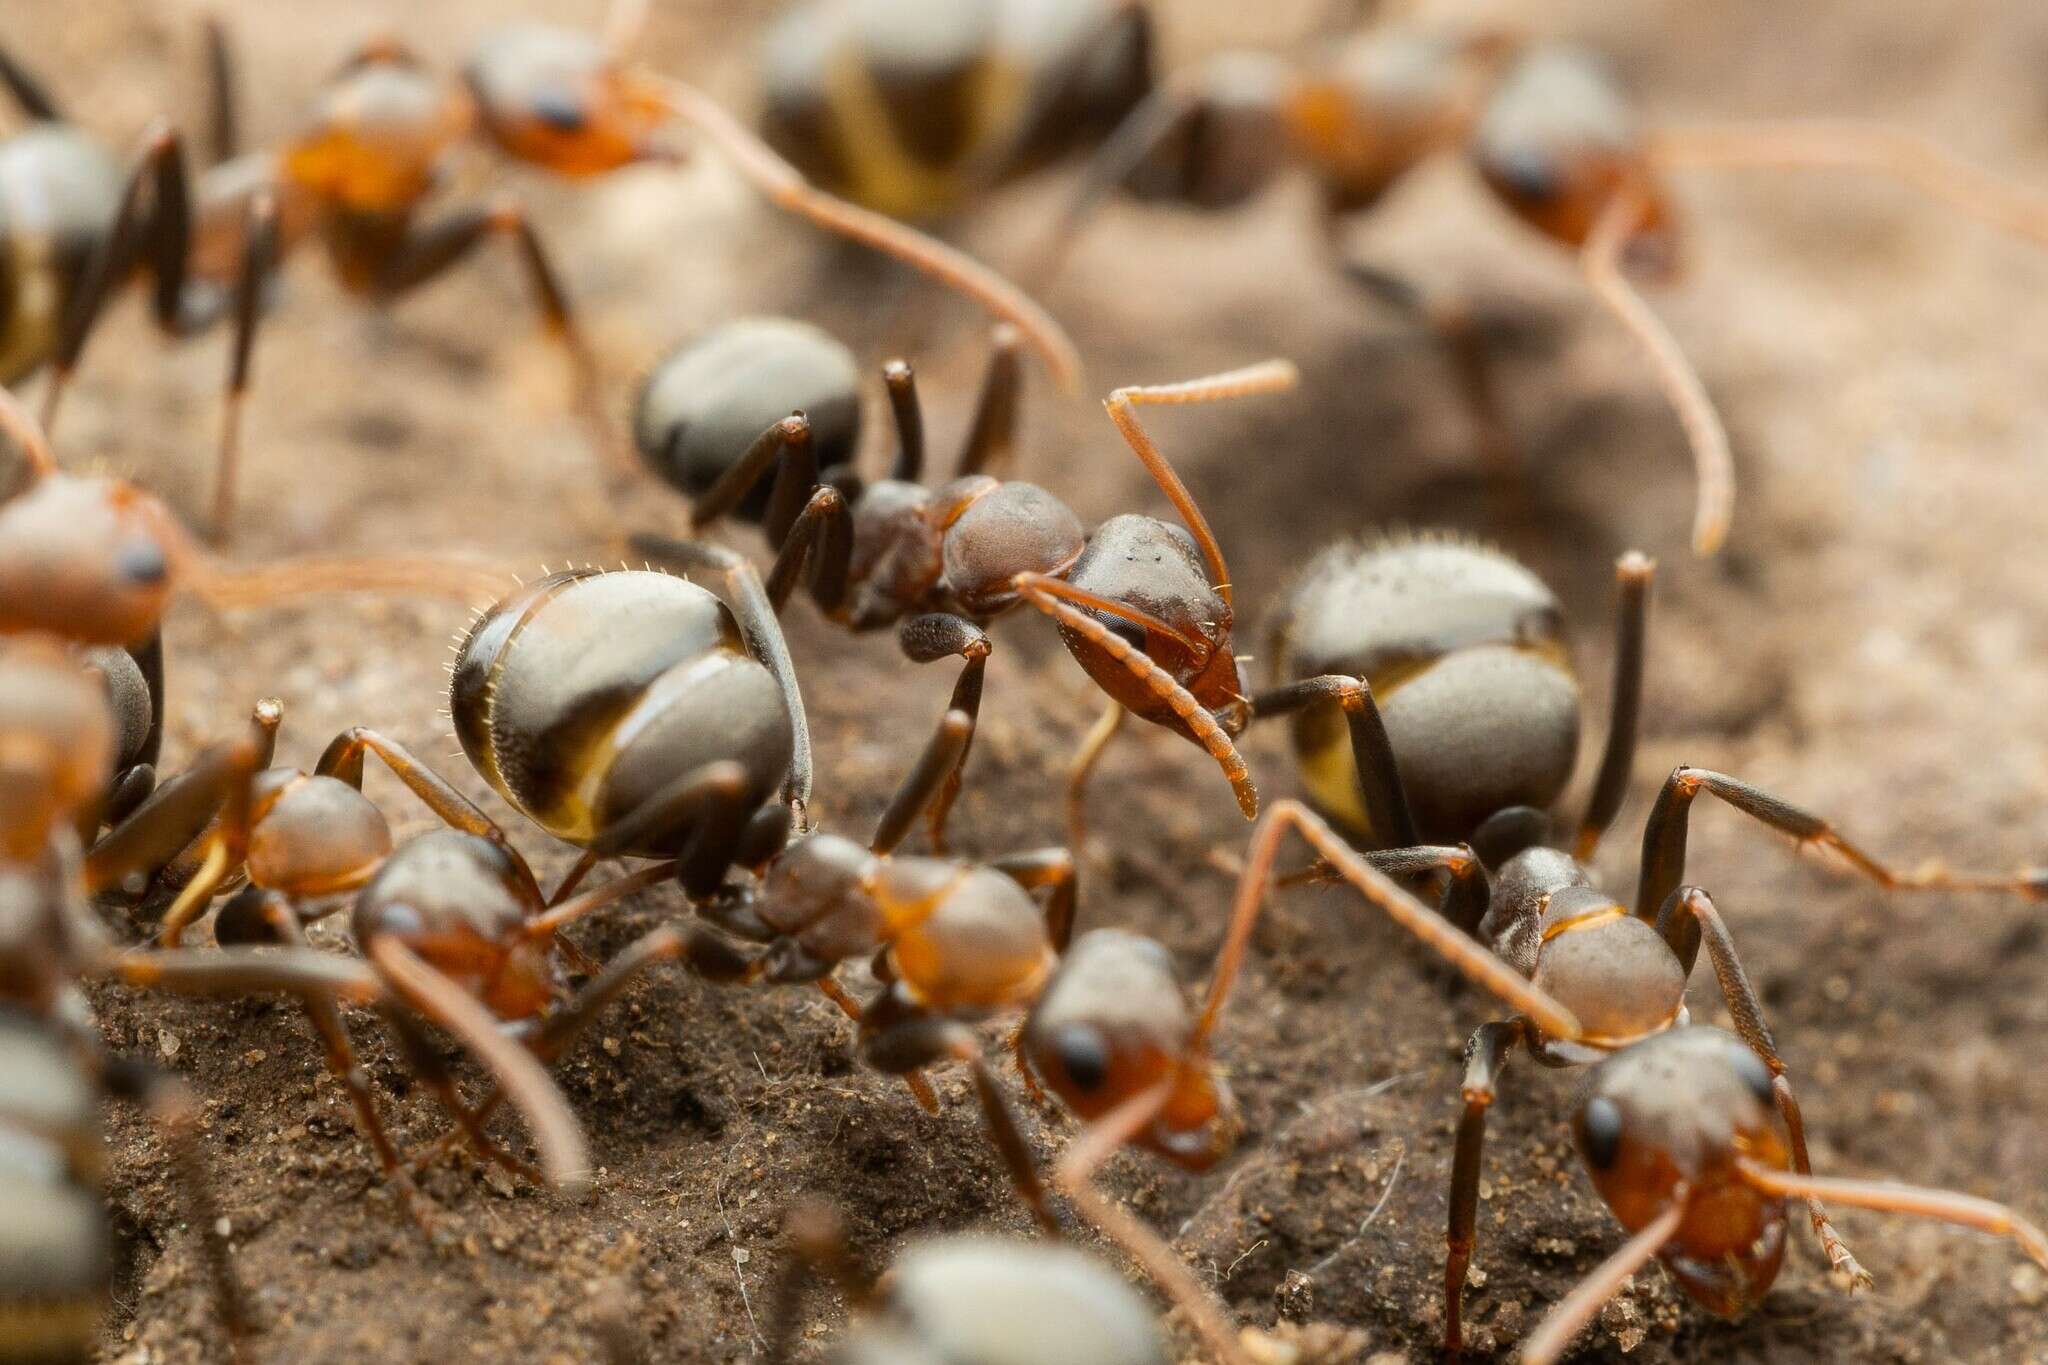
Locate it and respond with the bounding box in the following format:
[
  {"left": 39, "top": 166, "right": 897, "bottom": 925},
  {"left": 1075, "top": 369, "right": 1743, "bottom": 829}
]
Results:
[
  {"left": 16, "top": 0, "right": 1075, "bottom": 542},
  {"left": 633, "top": 349, "right": 1297, "bottom": 846}
]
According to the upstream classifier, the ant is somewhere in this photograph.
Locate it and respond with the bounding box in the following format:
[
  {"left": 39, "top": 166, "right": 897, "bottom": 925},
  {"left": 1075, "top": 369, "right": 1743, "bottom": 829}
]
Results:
[
  {"left": 29, "top": 3, "right": 1077, "bottom": 541},
  {"left": 1031, "top": 18, "right": 2048, "bottom": 553},
  {"left": 1231, "top": 547, "right": 2046, "bottom": 1351},
  {"left": 755, "top": 0, "right": 1154, "bottom": 223},
  {"left": 631, "top": 349, "right": 1307, "bottom": 846}
]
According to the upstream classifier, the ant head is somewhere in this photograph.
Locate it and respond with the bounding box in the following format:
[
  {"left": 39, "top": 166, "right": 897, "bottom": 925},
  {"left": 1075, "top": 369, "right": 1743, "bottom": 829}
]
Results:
[
  {"left": 466, "top": 24, "right": 668, "bottom": 177},
  {"left": 0, "top": 475, "right": 177, "bottom": 647},
  {"left": 1023, "top": 930, "right": 1242, "bottom": 1171},
  {"left": 1062, "top": 514, "right": 1243, "bottom": 730},
  {"left": 245, "top": 772, "right": 395, "bottom": 900},
  {"left": 287, "top": 40, "right": 475, "bottom": 211},
  {"left": 1284, "top": 27, "right": 1498, "bottom": 212},
  {"left": 1124, "top": 51, "right": 1291, "bottom": 211},
  {"left": 1526, "top": 886, "right": 1688, "bottom": 1057},
  {"left": 0, "top": 639, "right": 115, "bottom": 860},
  {"left": 1574, "top": 1029, "right": 1789, "bottom": 1312},
  {"left": 1469, "top": 44, "right": 1677, "bottom": 272},
  {"left": 1271, "top": 536, "right": 1577, "bottom": 844},
  {"left": 845, "top": 1235, "right": 1165, "bottom": 1365},
  {"left": 352, "top": 830, "right": 553, "bottom": 1021},
  {"left": 634, "top": 318, "right": 862, "bottom": 519}
]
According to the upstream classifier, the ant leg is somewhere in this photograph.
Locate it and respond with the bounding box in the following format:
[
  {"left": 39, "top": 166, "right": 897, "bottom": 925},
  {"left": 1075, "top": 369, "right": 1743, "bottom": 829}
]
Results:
[
  {"left": 1636, "top": 765, "right": 2048, "bottom": 971},
  {"left": 1444, "top": 1018, "right": 1524, "bottom": 1354},
  {"left": 1663, "top": 887, "right": 1872, "bottom": 1287},
  {"left": 764, "top": 1203, "right": 870, "bottom": 1365},
  {"left": 1054, "top": 1080, "right": 1255, "bottom": 1365},
  {"left": 1330, "top": 249, "right": 1514, "bottom": 477},
  {"left": 1014, "top": 573, "right": 1257, "bottom": 819},
  {"left": 1064, "top": 699, "right": 1125, "bottom": 855},
  {"left": 687, "top": 414, "right": 814, "bottom": 537},
  {"left": 101, "top": 1061, "right": 252, "bottom": 1353},
  {"left": 815, "top": 975, "right": 939, "bottom": 1112},
  {"left": 201, "top": 16, "right": 237, "bottom": 166},
  {"left": 85, "top": 704, "right": 277, "bottom": 900},
  {"left": 383, "top": 1006, "right": 548, "bottom": 1188},
  {"left": 871, "top": 709, "right": 973, "bottom": 856},
  {"left": 1102, "top": 359, "right": 1298, "bottom": 605},
  {"left": 316, "top": 725, "right": 513, "bottom": 839},
  {"left": 524, "top": 860, "right": 680, "bottom": 939},
  {"left": 628, "top": 536, "right": 813, "bottom": 817},
  {"left": 1571, "top": 553, "right": 1655, "bottom": 859},
  {"left": 366, "top": 936, "right": 590, "bottom": 1192},
  {"left": 376, "top": 197, "right": 623, "bottom": 476},
  {"left": 1733, "top": 1162, "right": 2048, "bottom": 1271},
  {"left": 1248, "top": 674, "right": 1419, "bottom": 850},
  {"left": 107, "top": 946, "right": 382, "bottom": 1001},
  {"left": 897, "top": 614, "right": 991, "bottom": 852},
  {"left": 1583, "top": 190, "right": 1734, "bottom": 556},
  {"left": 130, "top": 631, "right": 167, "bottom": 771},
  {"left": 652, "top": 78, "right": 1082, "bottom": 392},
  {"left": 1244, "top": 801, "right": 1579, "bottom": 1037},
  {"left": 0, "top": 42, "right": 60, "bottom": 120},
  {"left": 762, "top": 487, "right": 852, "bottom": 615},
  {"left": 988, "top": 848, "right": 1078, "bottom": 954},
  {"left": 863, "top": 1017, "right": 1058, "bottom": 1235},
  {"left": 956, "top": 325, "right": 1023, "bottom": 477},
  {"left": 580, "top": 760, "right": 749, "bottom": 898},
  {"left": 883, "top": 359, "right": 925, "bottom": 482},
  {"left": 523, "top": 924, "right": 686, "bottom": 1063},
  {"left": 207, "top": 191, "right": 277, "bottom": 542},
  {"left": 1521, "top": 1199, "right": 1688, "bottom": 1365}
]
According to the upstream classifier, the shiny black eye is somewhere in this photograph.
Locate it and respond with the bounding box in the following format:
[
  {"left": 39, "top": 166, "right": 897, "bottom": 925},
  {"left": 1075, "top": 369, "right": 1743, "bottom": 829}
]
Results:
[
  {"left": 1579, "top": 1096, "right": 1624, "bottom": 1170},
  {"left": 1730, "top": 1046, "right": 1776, "bottom": 1105},
  {"left": 1095, "top": 613, "right": 1146, "bottom": 652},
  {"left": 117, "top": 539, "right": 167, "bottom": 586},
  {"left": 1053, "top": 1024, "right": 1110, "bottom": 1092},
  {"left": 1494, "top": 148, "right": 1562, "bottom": 204},
  {"left": 532, "top": 89, "right": 586, "bottom": 132}
]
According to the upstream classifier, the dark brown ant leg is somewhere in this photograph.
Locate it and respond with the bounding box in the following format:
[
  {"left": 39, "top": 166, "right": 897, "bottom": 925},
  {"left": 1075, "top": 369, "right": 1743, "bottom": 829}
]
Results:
[
  {"left": 201, "top": 16, "right": 237, "bottom": 166},
  {"left": 687, "top": 414, "right": 813, "bottom": 535},
  {"left": 1330, "top": 248, "right": 1514, "bottom": 478},
  {"left": 1521, "top": 1198, "right": 1688, "bottom": 1365},
  {"left": 1064, "top": 700, "right": 1125, "bottom": 855},
  {"left": 366, "top": 936, "right": 590, "bottom": 1192},
  {"left": 897, "top": 614, "right": 992, "bottom": 853},
  {"left": 207, "top": 191, "right": 276, "bottom": 542},
  {"left": 762, "top": 486, "right": 851, "bottom": 615},
  {"left": 107, "top": 946, "right": 382, "bottom": 1000},
  {"left": 523, "top": 925, "right": 685, "bottom": 1063},
  {"left": 764, "top": 1203, "right": 876, "bottom": 1365},
  {"left": 1571, "top": 553, "right": 1655, "bottom": 859},
  {"left": 1636, "top": 765, "right": 2048, "bottom": 971},
  {"left": 580, "top": 760, "right": 749, "bottom": 899},
  {"left": 957, "top": 325, "right": 1022, "bottom": 477},
  {"left": 0, "top": 42, "right": 60, "bottom": 120},
  {"left": 1444, "top": 1018, "right": 1524, "bottom": 1354},
  {"left": 863, "top": 1016, "right": 1058, "bottom": 1235},
  {"left": 315, "top": 725, "right": 514, "bottom": 850},
  {"left": 989, "top": 848, "right": 1078, "bottom": 953},
  {"left": 883, "top": 359, "right": 924, "bottom": 482},
  {"left": 375, "top": 197, "right": 623, "bottom": 475},
  {"left": 871, "top": 710, "right": 973, "bottom": 855},
  {"left": 814, "top": 975, "right": 940, "bottom": 1113},
  {"left": 85, "top": 713, "right": 274, "bottom": 900},
  {"left": 1248, "top": 674, "right": 1419, "bottom": 850},
  {"left": 628, "top": 536, "right": 814, "bottom": 816},
  {"left": 382, "top": 1006, "right": 547, "bottom": 1189},
  {"left": 101, "top": 1061, "right": 252, "bottom": 1354},
  {"left": 1662, "top": 887, "right": 1871, "bottom": 1287}
]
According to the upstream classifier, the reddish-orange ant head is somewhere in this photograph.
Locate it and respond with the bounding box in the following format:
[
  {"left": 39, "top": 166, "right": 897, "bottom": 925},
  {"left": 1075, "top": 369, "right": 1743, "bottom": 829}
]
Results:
[
  {"left": 1574, "top": 1029, "right": 1790, "bottom": 1314},
  {"left": 0, "top": 638, "right": 115, "bottom": 861},
  {"left": 1022, "top": 930, "right": 1240, "bottom": 1171},
  {"left": 282, "top": 39, "right": 477, "bottom": 213},
  {"left": 0, "top": 474, "right": 178, "bottom": 648},
  {"left": 1469, "top": 44, "right": 1678, "bottom": 276},
  {"left": 350, "top": 830, "right": 555, "bottom": 1023},
  {"left": 465, "top": 25, "right": 668, "bottom": 177}
]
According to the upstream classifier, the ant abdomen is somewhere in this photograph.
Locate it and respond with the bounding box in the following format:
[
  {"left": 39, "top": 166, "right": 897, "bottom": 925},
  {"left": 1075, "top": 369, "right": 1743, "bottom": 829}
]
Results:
[
  {"left": 634, "top": 318, "right": 862, "bottom": 519},
  {"left": 452, "top": 569, "right": 793, "bottom": 854},
  {"left": 1268, "top": 536, "right": 1578, "bottom": 843},
  {"left": 0, "top": 1014, "right": 107, "bottom": 1351}
]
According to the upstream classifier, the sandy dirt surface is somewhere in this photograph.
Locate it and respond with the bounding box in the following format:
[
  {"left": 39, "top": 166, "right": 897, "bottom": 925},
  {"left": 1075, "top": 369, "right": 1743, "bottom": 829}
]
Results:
[{"left": 17, "top": 0, "right": 2048, "bottom": 1360}]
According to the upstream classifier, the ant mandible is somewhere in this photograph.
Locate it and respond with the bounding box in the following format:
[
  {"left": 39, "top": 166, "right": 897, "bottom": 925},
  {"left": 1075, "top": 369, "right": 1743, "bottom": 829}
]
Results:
[
  {"left": 1032, "top": 17, "right": 2048, "bottom": 554},
  {"left": 26, "top": 1, "right": 1076, "bottom": 540},
  {"left": 631, "top": 346, "right": 1305, "bottom": 845}
]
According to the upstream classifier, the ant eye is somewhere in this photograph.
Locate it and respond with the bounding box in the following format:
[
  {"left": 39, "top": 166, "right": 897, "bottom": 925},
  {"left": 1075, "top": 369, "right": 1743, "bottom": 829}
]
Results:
[
  {"left": 1494, "top": 148, "right": 1562, "bottom": 204},
  {"left": 1052, "top": 1024, "right": 1110, "bottom": 1092},
  {"left": 116, "top": 540, "right": 168, "bottom": 586},
  {"left": 532, "top": 90, "right": 587, "bottom": 132},
  {"left": 1097, "top": 614, "right": 1146, "bottom": 652},
  {"left": 1578, "top": 1096, "right": 1624, "bottom": 1170},
  {"left": 1730, "top": 1046, "right": 1775, "bottom": 1105}
]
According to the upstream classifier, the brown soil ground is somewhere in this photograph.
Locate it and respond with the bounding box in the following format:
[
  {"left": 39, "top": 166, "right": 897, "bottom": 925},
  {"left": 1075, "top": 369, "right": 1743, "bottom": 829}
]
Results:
[{"left": 23, "top": 0, "right": 2048, "bottom": 1361}]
